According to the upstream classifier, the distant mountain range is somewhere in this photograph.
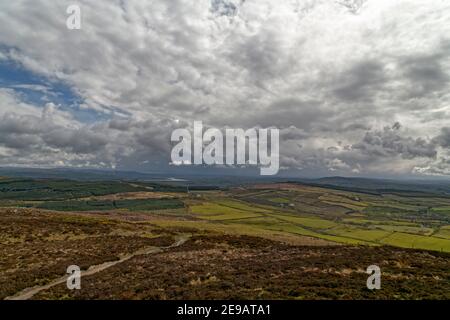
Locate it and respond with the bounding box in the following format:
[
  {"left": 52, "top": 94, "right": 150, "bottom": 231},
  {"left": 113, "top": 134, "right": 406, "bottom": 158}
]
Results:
[
  {"left": 297, "top": 176, "right": 450, "bottom": 196},
  {"left": 0, "top": 167, "right": 449, "bottom": 195}
]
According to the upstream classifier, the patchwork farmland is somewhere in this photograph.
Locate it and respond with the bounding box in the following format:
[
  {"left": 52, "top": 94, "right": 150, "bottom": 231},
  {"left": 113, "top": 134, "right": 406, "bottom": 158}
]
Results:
[{"left": 0, "top": 177, "right": 449, "bottom": 299}]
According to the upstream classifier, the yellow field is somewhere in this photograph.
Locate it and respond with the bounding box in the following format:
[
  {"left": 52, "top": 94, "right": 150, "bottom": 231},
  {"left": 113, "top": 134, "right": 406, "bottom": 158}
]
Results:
[
  {"left": 186, "top": 194, "right": 450, "bottom": 252},
  {"left": 190, "top": 201, "right": 262, "bottom": 220},
  {"left": 272, "top": 214, "right": 338, "bottom": 229},
  {"left": 380, "top": 232, "right": 450, "bottom": 252}
]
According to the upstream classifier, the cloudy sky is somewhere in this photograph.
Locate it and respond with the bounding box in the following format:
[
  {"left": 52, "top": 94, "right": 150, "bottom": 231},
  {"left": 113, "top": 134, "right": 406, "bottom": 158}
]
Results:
[{"left": 0, "top": 0, "right": 449, "bottom": 177}]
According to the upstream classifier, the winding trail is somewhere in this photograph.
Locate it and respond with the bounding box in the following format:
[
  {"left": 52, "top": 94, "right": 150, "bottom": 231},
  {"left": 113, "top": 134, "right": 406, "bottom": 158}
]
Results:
[{"left": 5, "top": 236, "right": 189, "bottom": 300}]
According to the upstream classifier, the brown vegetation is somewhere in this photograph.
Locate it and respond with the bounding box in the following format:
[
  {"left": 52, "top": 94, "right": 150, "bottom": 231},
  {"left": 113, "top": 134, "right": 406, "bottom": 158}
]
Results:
[{"left": 34, "top": 235, "right": 450, "bottom": 300}]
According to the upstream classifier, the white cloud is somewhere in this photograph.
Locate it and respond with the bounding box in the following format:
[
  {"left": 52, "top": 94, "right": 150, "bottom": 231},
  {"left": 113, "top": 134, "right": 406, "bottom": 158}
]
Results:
[{"left": 0, "top": 0, "right": 449, "bottom": 176}]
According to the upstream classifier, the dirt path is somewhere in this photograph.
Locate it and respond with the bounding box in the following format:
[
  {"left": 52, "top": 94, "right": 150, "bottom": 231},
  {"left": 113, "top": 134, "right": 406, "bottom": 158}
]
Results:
[{"left": 5, "top": 235, "right": 189, "bottom": 300}]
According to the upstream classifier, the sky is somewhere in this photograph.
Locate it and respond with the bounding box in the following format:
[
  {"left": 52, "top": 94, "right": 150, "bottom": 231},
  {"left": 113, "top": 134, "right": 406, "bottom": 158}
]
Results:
[{"left": 0, "top": 0, "right": 449, "bottom": 178}]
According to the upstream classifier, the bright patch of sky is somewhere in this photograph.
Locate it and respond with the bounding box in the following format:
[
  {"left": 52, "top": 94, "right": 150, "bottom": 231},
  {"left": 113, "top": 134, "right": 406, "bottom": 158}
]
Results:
[{"left": 0, "top": 57, "right": 112, "bottom": 124}]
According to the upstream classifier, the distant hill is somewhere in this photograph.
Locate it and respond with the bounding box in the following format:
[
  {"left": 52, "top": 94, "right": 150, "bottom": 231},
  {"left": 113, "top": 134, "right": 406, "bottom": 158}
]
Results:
[
  {"left": 0, "top": 168, "right": 449, "bottom": 196},
  {"left": 0, "top": 167, "right": 277, "bottom": 188},
  {"left": 297, "top": 176, "right": 450, "bottom": 196}
]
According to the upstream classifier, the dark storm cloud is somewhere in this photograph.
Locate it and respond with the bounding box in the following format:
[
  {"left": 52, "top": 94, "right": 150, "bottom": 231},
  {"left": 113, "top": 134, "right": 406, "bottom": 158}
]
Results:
[
  {"left": 353, "top": 123, "right": 437, "bottom": 159},
  {"left": 340, "top": 123, "right": 371, "bottom": 132},
  {"left": 433, "top": 127, "right": 450, "bottom": 148},
  {"left": 0, "top": 113, "right": 108, "bottom": 155},
  {"left": 333, "top": 61, "right": 386, "bottom": 102},
  {"left": 252, "top": 99, "right": 325, "bottom": 129},
  {"left": 0, "top": 114, "right": 52, "bottom": 135},
  {"left": 280, "top": 126, "right": 309, "bottom": 141},
  {"left": 42, "top": 129, "right": 109, "bottom": 154},
  {"left": 211, "top": 0, "right": 241, "bottom": 17},
  {"left": 400, "top": 49, "right": 450, "bottom": 99}
]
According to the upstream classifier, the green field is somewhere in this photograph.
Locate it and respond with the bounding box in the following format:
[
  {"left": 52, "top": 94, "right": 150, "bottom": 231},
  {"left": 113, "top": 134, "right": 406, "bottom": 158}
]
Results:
[
  {"left": 380, "top": 232, "right": 450, "bottom": 251},
  {"left": 186, "top": 184, "right": 450, "bottom": 252},
  {"left": 1, "top": 178, "right": 450, "bottom": 252}
]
